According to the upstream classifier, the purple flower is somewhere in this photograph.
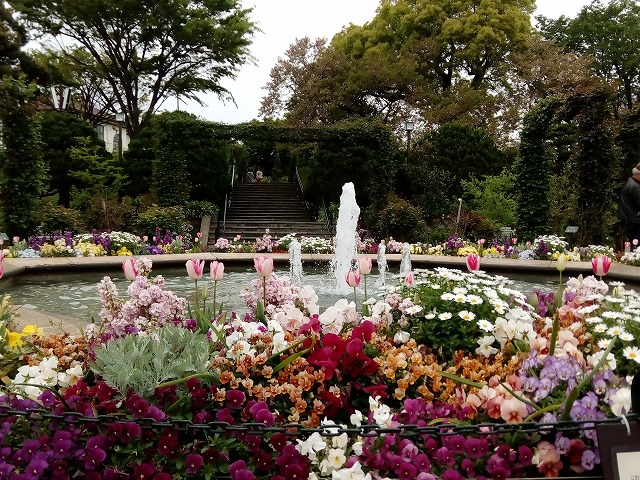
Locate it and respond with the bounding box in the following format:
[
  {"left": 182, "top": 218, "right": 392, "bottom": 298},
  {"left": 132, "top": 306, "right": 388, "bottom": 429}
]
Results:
[
  {"left": 84, "top": 447, "right": 107, "bottom": 470},
  {"left": 465, "top": 437, "right": 489, "bottom": 459},
  {"left": 582, "top": 449, "right": 596, "bottom": 470},
  {"left": 412, "top": 453, "right": 431, "bottom": 472},
  {"left": 24, "top": 458, "right": 49, "bottom": 480},
  {"left": 133, "top": 463, "right": 157, "bottom": 480},
  {"left": 185, "top": 453, "right": 203, "bottom": 474},
  {"left": 442, "top": 469, "right": 463, "bottom": 480},
  {"left": 254, "top": 408, "right": 274, "bottom": 427},
  {"left": 435, "top": 447, "right": 455, "bottom": 466}
]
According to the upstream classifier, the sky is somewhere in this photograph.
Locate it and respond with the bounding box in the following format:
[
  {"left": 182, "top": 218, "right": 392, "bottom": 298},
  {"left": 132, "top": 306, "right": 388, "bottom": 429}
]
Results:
[{"left": 180, "top": 0, "right": 594, "bottom": 124}]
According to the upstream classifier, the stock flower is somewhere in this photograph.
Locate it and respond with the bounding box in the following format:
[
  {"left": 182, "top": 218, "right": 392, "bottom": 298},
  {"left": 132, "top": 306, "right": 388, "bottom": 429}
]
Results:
[
  {"left": 186, "top": 259, "right": 205, "bottom": 279},
  {"left": 122, "top": 259, "right": 138, "bottom": 281},
  {"left": 210, "top": 261, "right": 225, "bottom": 281},
  {"left": 254, "top": 256, "right": 274, "bottom": 277},
  {"left": 345, "top": 270, "right": 361, "bottom": 288}
]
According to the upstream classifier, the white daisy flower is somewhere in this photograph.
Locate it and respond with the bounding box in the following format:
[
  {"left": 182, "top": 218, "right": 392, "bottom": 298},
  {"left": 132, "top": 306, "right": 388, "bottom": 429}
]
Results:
[
  {"left": 453, "top": 287, "right": 468, "bottom": 295},
  {"left": 440, "top": 293, "right": 455, "bottom": 301},
  {"left": 453, "top": 294, "right": 467, "bottom": 303},
  {"left": 438, "top": 312, "right": 453, "bottom": 320},
  {"left": 597, "top": 339, "right": 612, "bottom": 349},
  {"left": 623, "top": 346, "right": 640, "bottom": 363},
  {"left": 477, "top": 319, "right": 493, "bottom": 332},
  {"left": 405, "top": 305, "right": 423, "bottom": 315},
  {"left": 594, "top": 324, "right": 607, "bottom": 333},
  {"left": 586, "top": 316, "right": 603, "bottom": 324},
  {"left": 425, "top": 313, "right": 436, "bottom": 320},
  {"left": 607, "top": 326, "right": 627, "bottom": 337},
  {"left": 620, "top": 332, "right": 635, "bottom": 342},
  {"left": 459, "top": 310, "right": 476, "bottom": 321},
  {"left": 466, "top": 295, "right": 483, "bottom": 305}
]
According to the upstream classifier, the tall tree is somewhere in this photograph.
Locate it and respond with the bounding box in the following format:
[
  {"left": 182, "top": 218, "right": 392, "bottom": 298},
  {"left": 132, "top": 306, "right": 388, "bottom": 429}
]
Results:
[
  {"left": 9, "top": 0, "right": 256, "bottom": 137},
  {"left": 538, "top": 0, "right": 640, "bottom": 112}
]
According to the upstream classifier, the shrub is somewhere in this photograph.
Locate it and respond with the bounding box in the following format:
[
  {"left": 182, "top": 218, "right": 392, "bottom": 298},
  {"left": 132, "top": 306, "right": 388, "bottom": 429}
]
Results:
[
  {"left": 79, "top": 196, "right": 140, "bottom": 232},
  {"left": 183, "top": 200, "right": 218, "bottom": 219},
  {"left": 35, "top": 201, "right": 86, "bottom": 234},
  {"left": 377, "top": 196, "right": 428, "bottom": 242},
  {"left": 135, "top": 205, "right": 191, "bottom": 238}
]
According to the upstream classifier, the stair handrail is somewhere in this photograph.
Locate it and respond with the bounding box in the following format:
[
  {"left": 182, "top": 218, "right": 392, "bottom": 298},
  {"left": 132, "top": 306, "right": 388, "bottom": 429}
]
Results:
[
  {"left": 321, "top": 197, "right": 334, "bottom": 236},
  {"left": 222, "top": 157, "right": 237, "bottom": 234},
  {"left": 295, "top": 166, "right": 311, "bottom": 212}
]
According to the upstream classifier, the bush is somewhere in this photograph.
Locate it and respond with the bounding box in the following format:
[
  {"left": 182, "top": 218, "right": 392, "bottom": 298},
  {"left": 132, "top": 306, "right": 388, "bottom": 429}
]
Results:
[
  {"left": 377, "top": 196, "right": 428, "bottom": 242},
  {"left": 135, "top": 205, "right": 191, "bottom": 238},
  {"left": 183, "top": 200, "right": 218, "bottom": 219},
  {"left": 35, "top": 202, "right": 86, "bottom": 234},
  {"left": 78, "top": 196, "right": 140, "bottom": 232}
]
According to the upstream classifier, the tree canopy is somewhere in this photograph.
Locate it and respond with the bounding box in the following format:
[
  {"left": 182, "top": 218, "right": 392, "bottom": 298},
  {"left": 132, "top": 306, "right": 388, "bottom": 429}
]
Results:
[{"left": 9, "top": 0, "right": 256, "bottom": 137}]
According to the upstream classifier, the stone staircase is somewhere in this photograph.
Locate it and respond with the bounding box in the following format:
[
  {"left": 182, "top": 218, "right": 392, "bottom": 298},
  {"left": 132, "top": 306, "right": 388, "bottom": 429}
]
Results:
[{"left": 209, "top": 182, "right": 331, "bottom": 246}]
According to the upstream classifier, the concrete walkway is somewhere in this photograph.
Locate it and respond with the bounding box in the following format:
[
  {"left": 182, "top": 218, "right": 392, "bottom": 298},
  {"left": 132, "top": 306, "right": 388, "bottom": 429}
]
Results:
[{"left": 3, "top": 253, "right": 640, "bottom": 335}]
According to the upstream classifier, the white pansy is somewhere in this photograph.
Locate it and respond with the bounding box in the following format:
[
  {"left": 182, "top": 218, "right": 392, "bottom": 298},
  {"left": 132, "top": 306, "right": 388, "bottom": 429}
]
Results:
[
  {"left": 296, "top": 432, "right": 327, "bottom": 459},
  {"left": 350, "top": 410, "right": 364, "bottom": 427},
  {"left": 476, "top": 336, "right": 498, "bottom": 357},
  {"left": 393, "top": 331, "right": 411, "bottom": 344},
  {"left": 611, "top": 388, "right": 632, "bottom": 416}
]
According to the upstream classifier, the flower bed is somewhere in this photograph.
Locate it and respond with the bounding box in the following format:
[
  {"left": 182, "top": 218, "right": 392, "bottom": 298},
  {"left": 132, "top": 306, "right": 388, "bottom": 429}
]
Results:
[{"left": 0, "top": 254, "right": 637, "bottom": 479}]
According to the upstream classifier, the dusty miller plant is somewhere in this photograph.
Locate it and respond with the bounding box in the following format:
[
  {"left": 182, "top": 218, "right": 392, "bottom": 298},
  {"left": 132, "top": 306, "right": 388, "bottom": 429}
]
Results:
[{"left": 90, "top": 324, "right": 213, "bottom": 398}]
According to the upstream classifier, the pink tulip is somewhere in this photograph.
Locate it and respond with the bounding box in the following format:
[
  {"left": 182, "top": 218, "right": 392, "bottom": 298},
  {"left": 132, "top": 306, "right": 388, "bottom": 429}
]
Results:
[
  {"left": 345, "top": 269, "right": 361, "bottom": 288},
  {"left": 210, "top": 261, "right": 224, "bottom": 281},
  {"left": 404, "top": 272, "right": 415, "bottom": 287},
  {"left": 0, "top": 263, "right": 3, "bottom": 279},
  {"left": 186, "top": 259, "right": 205, "bottom": 279},
  {"left": 466, "top": 254, "right": 480, "bottom": 272},
  {"left": 358, "top": 257, "right": 372, "bottom": 275},
  {"left": 122, "top": 259, "right": 138, "bottom": 281},
  {"left": 254, "top": 256, "right": 274, "bottom": 277},
  {"left": 511, "top": 237, "right": 518, "bottom": 245},
  {"left": 592, "top": 256, "right": 611, "bottom": 277}
]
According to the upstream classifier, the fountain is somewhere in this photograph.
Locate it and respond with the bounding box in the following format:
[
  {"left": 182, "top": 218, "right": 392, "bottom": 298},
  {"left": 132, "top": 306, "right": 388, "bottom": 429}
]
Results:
[
  {"left": 332, "top": 182, "right": 360, "bottom": 293},
  {"left": 399, "top": 242, "right": 412, "bottom": 276},
  {"left": 377, "top": 240, "right": 387, "bottom": 287},
  {"left": 288, "top": 239, "right": 303, "bottom": 287}
]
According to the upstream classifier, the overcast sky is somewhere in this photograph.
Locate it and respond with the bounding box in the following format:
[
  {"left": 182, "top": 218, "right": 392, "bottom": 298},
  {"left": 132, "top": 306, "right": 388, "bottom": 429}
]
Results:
[{"left": 179, "top": 0, "right": 594, "bottom": 123}]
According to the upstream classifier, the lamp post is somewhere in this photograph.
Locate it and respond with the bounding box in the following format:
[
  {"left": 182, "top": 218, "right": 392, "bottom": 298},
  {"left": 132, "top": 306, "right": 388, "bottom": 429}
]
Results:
[
  {"left": 115, "top": 113, "right": 125, "bottom": 162},
  {"left": 403, "top": 120, "right": 414, "bottom": 160}
]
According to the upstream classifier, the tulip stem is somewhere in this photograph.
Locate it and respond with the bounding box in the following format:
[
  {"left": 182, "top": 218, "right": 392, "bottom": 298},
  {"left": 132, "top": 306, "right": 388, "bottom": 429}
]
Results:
[
  {"left": 213, "top": 280, "right": 217, "bottom": 317},
  {"left": 194, "top": 279, "right": 199, "bottom": 308},
  {"left": 362, "top": 274, "right": 368, "bottom": 316},
  {"left": 353, "top": 287, "right": 357, "bottom": 306},
  {"left": 262, "top": 276, "right": 267, "bottom": 313}
]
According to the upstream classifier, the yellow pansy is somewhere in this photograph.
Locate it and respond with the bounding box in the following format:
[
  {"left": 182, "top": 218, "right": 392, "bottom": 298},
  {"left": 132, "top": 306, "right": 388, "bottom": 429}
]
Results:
[
  {"left": 21, "top": 325, "right": 42, "bottom": 337},
  {"left": 6, "top": 331, "right": 24, "bottom": 349}
]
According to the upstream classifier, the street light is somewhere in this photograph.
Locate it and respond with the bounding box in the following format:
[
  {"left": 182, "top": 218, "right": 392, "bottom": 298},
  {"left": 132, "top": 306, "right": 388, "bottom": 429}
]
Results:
[{"left": 403, "top": 120, "right": 415, "bottom": 160}]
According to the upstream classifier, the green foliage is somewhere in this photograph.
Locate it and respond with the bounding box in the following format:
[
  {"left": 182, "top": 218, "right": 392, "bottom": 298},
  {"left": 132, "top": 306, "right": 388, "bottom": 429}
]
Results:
[
  {"left": 90, "top": 324, "right": 213, "bottom": 398},
  {"left": 377, "top": 195, "right": 428, "bottom": 242},
  {"left": 396, "top": 164, "right": 456, "bottom": 222},
  {"left": 135, "top": 205, "right": 191, "bottom": 237},
  {"left": 11, "top": 0, "right": 256, "bottom": 137},
  {"left": 539, "top": 0, "right": 640, "bottom": 111},
  {"left": 0, "top": 77, "right": 47, "bottom": 238},
  {"left": 38, "top": 111, "right": 110, "bottom": 207},
  {"left": 456, "top": 211, "right": 501, "bottom": 242},
  {"left": 35, "top": 200, "right": 86, "bottom": 234},
  {"left": 548, "top": 161, "right": 579, "bottom": 236},
  {"left": 183, "top": 200, "right": 218, "bottom": 219},
  {"left": 461, "top": 171, "right": 517, "bottom": 227},
  {"left": 80, "top": 196, "right": 141, "bottom": 233}
]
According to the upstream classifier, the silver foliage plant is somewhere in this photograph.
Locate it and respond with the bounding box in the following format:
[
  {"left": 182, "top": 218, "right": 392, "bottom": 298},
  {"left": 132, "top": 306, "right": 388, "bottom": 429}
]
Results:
[{"left": 90, "top": 324, "right": 214, "bottom": 398}]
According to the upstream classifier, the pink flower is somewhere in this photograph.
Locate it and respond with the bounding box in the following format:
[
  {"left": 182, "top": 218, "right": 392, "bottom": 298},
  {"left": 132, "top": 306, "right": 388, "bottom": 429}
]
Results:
[
  {"left": 186, "top": 259, "right": 205, "bottom": 279},
  {"left": 466, "top": 254, "right": 480, "bottom": 272},
  {"left": 358, "top": 257, "right": 372, "bottom": 275},
  {"left": 122, "top": 259, "right": 138, "bottom": 281},
  {"left": 0, "top": 263, "right": 3, "bottom": 280},
  {"left": 345, "top": 270, "right": 361, "bottom": 288},
  {"left": 591, "top": 256, "right": 611, "bottom": 277},
  {"left": 210, "top": 261, "right": 224, "bottom": 281},
  {"left": 511, "top": 237, "right": 518, "bottom": 245},
  {"left": 404, "top": 272, "right": 415, "bottom": 287},
  {"left": 254, "top": 256, "right": 274, "bottom": 277},
  {"left": 500, "top": 397, "right": 528, "bottom": 423}
]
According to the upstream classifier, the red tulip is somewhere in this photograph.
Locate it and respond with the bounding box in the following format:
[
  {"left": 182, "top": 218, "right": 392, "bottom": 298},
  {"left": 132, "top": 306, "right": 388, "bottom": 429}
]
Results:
[
  {"left": 186, "top": 259, "right": 205, "bottom": 279},
  {"left": 358, "top": 257, "right": 372, "bottom": 275},
  {"left": 254, "top": 256, "right": 274, "bottom": 277},
  {"left": 122, "top": 259, "right": 138, "bottom": 281},
  {"left": 210, "top": 261, "right": 224, "bottom": 281},
  {"left": 345, "top": 270, "right": 361, "bottom": 288},
  {"left": 466, "top": 254, "right": 480, "bottom": 272},
  {"left": 592, "top": 256, "right": 611, "bottom": 277}
]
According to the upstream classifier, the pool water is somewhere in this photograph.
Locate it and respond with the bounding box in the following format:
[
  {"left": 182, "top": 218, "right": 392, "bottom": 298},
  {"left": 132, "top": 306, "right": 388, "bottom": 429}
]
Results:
[{"left": 1, "top": 265, "right": 561, "bottom": 323}]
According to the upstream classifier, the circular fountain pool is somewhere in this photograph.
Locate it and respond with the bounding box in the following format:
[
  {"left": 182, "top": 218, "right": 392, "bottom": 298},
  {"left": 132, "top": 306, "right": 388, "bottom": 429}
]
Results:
[{"left": 0, "top": 264, "right": 560, "bottom": 322}]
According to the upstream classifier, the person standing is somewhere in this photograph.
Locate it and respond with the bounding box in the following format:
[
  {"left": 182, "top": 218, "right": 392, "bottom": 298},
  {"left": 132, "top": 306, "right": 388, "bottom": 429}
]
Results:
[{"left": 618, "top": 163, "right": 640, "bottom": 244}]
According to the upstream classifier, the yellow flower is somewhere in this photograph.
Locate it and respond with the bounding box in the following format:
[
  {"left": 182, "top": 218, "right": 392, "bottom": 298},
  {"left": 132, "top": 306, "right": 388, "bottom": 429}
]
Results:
[
  {"left": 21, "top": 325, "right": 42, "bottom": 337},
  {"left": 6, "top": 330, "right": 24, "bottom": 349}
]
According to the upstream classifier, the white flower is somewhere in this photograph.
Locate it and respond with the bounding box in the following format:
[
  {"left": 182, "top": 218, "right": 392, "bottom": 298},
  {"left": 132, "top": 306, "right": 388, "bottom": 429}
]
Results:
[
  {"left": 607, "top": 326, "right": 627, "bottom": 337},
  {"left": 620, "top": 332, "right": 635, "bottom": 342},
  {"left": 458, "top": 310, "right": 476, "bottom": 321},
  {"left": 405, "top": 305, "right": 423, "bottom": 315},
  {"left": 320, "top": 448, "right": 346, "bottom": 474},
  {"left": 296, "top": 432, "right": 327, "bottom": 460},
  {"left": 611, "top": 388, "right": 632, "bottom": 416},
  {"left": 623, "top": 346, "right": 640, "bottom": 363},
  {"left": 593, "top": 324, "right": 607, "bottom": 333},
  {"left": 352, "top": 441, "right": 363, "bottom": 456},
  {"left": 331, "top": 461, "right": 370, "bottom": 480},
  {"left": 588, "top": 351, "right": 616, "bottom": 370},
  {"left": 597, "top": 339, "right": 612, "bottom": 349},
  {"left": 440, "top": 293, "right": 455, "bottom": 301},
  {"left": 476, "top": 336, "right": 498, "bottom": 357},
  {"left": 393, "top": 331, "right": 411, "bottom": 344},
  {"left": 585, "top": 316, "right": 603, "bottom": 324},
  {"left": 477, "top": 319, "right": 493, "bottom": 332},
  {"left": 438, "top": 312, "right": 452, "bottom": 321},
  {"left": 425, "top": 313, "right": 436, "bottom": 320},
  {"left": 350, "top": 410, "right": 364, "bottom": 427},
  {"left": 453, "top": 294, "right": 467, "bottom": 303},
  {"left": 466, "top": 295, "right": 483, "bottom": 305}
]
